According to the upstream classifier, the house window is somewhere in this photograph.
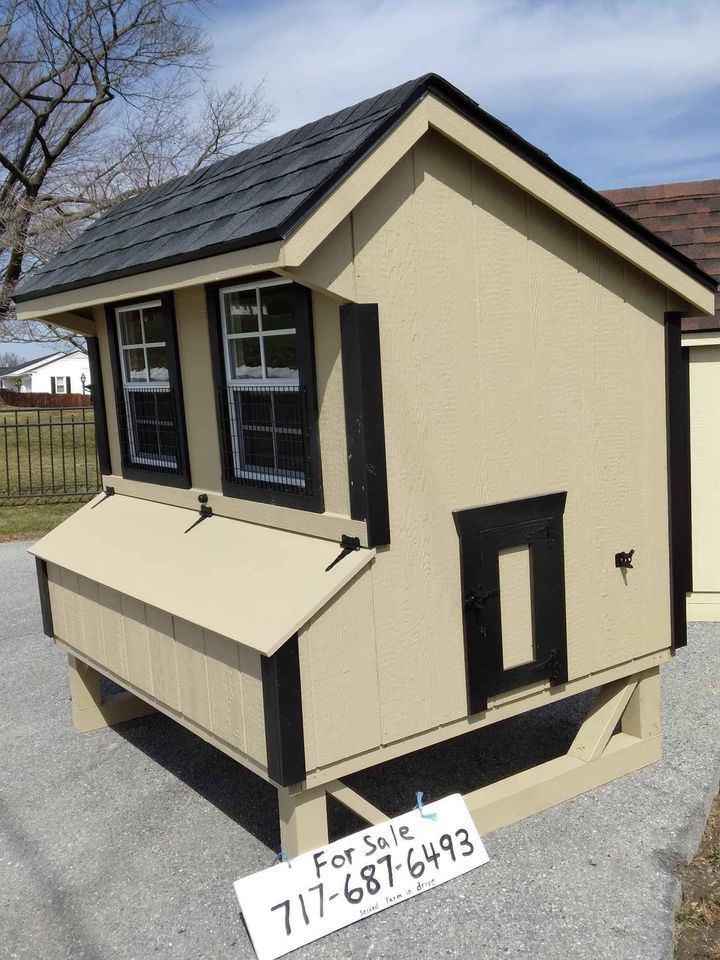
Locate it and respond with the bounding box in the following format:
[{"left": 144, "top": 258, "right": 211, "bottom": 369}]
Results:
[
  {"left": 107, "top": 294, "right": 190, "bottom": 488},
  {"left": 51, "top": 376, "right": 70, "bottom": 394},
  {"left": 209, "top": 277, "right": 323, "bottom": 511},
  {"left": 55, "top": 378, "right": 66, "bottom": 394}
]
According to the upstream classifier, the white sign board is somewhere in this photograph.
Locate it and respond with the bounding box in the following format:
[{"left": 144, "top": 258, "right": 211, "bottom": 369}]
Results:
[{"left": 234, "top": 793, "right": 489, "bottom": 960}]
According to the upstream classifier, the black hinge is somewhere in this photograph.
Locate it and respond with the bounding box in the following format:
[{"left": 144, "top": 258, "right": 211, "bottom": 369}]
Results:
[
  {"left": 325, "top": 535, "right": 361, "bottom": 572},
  {"left": 464, "top": 588, "right": 499, "bottom": 611},
  {"left": 184, "top": 494, "right": 213, "bottom": 533},
  {"left": 91, "top": 485, "right": 115, "bottom": 509}
]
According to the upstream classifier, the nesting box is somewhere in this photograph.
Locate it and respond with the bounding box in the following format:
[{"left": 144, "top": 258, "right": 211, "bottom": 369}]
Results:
[{"left": 16, "top": 75, "right": 716, "bottom": 855}]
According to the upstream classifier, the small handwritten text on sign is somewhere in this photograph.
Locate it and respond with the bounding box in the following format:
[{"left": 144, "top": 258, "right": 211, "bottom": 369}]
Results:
[{"left": 233, "top": 793, "right": 489, "bottom": 960}]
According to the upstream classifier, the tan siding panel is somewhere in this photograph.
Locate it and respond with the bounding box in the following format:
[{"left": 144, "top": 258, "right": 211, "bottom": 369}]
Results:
[
  {"left": 174, "top": 617, "right": 211, "bottom": 730},
  {"left": 204, "top": 630, "right": 246, "bottom": 752},
  {"left": 499, "top": 545, "right": 534, "bottom": 669},
  {"left": 312, "top": 291, "right": 350, "bottom": 517},
  {"left": 689, "top": 346, "right": 720, "bottom": 591},
  {"left": 97, "top": 584, "right": 128, "bottom": 677},
  {"left": 349, "top": 130, "right": 671, "bottom": 743},
  {"left": 174, "top": 285, "right": 223, "bottom": 493},
  {"left": 146, "top": 605, "right": 180, "bottom": 710},
  {"left": 46, "top": 562, "right": 66, "bottom": 639},
  {"left": 237, "top": 646, "right": 266, "bottom": 765},
  {"left": 120, "top": 594, "right": 153, "bottom": 693},
  {"left": 300, "top": 566, "right": 381, "bottom": 770},
  {"left": 76, "top": 575, "right": 104, "bottom": 662}
]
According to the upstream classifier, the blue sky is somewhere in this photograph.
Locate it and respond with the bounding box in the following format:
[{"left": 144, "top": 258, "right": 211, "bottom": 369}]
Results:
[{"left": 11, "top": 0, "right": 720, "bottom": 359}]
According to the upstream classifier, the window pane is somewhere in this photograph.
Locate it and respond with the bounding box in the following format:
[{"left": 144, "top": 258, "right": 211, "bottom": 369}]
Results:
[
  {"left": 143, "top": 305, "right": 165, "bottom": 344},
  {"left": 124, "top": 348, "right": 147, "bottom": 382},
  {"left": 276, "top": 435, "right": 305, "bottom": 476},
  {"left": 260, "top": 286, "right": 296, "bottom": 332},
  {"left": 128, "top": 392, "right": 176, "bottom": 461},
  {"left": 119, "top": 310, "right": 142, "bottom": 345},
  {"left": 264, "top": 333, "right": 297, "bottom": 379},
  {"left": 238, "top": 389, "right": 272, "bottom": 429},
  {"left": 147, "top": 346, "right": 169, "bottom": 382},
  {"left": 230, "top": 338, "right": 262, "bottom": 379},
  {"left": 273, "top": 390, "right": 302, "bottom": 430},
  {"left": 225, "top": 290, "right": 259, "bottom": 334},
  {"left": 242, "top": 430, "right": 275, "bottom": 471}
]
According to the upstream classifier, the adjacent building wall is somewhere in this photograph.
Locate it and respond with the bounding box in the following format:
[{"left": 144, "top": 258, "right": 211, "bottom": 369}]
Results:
[{"left": 687, "top": 342, "right": 720, "bottom": 618}]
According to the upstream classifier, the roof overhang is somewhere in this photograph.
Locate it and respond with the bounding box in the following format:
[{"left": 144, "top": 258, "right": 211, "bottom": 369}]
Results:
[
  {"left": 15, "top": 93, "right": 716, "bottom": 322},
  {"left": 30, "top": 493, "right": 375, "bottom": 657}
]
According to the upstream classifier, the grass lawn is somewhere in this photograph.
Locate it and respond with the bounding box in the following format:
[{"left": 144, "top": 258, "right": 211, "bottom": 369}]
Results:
[
  {"left": 0, "top": 500, "right": 84, "bottom": 542},
  {"left": 0, "top": 406, "right": 99, "bottom": 540}
]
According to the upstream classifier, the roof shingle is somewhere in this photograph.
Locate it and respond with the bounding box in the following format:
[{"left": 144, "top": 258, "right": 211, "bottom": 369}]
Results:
[
  {"left": 15, "top": 75, "right": 717, "bottom": 304},
  {"left": 603, "top": 179, "right": 720, "bottom": 330}
]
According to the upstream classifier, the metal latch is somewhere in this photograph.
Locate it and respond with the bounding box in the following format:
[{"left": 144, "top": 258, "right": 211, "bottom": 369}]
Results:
[
  {"left": 325, "top": 535, "right": 361, "bottom": 572},
  {"left": 184, "top": 494, "right": 213, "bottom": 534},
  {"left": 615, "top": 549, "right": 634, "bottom": 569}
]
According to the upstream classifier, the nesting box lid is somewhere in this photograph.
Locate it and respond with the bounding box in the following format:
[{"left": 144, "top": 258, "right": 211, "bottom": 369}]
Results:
[{"left": 30, "top": 493, "right": 375, "bottom": 656}]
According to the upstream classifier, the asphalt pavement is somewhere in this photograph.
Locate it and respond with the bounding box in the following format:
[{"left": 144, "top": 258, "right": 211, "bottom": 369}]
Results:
[{"left": 1, "top": 538, "right": 718, "bottom": 960}]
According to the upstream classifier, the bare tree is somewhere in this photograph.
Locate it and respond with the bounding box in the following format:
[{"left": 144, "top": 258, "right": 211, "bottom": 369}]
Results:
[
  {"left": 0, "top": 348, "right": 21, "bottom": 366},
  {"left": 0, "top": 0, "right": 274, "bottom": 350}
]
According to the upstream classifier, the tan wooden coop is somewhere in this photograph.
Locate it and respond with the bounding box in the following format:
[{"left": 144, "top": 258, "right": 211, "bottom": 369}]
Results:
[{"left": 15, "top": 74, "right": 716, "bottom": 856}]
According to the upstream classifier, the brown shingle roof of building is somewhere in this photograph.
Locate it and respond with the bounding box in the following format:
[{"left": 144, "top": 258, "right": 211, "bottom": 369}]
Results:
[{"left": 603, "top": 179, "right": 720, "bottom": 331}]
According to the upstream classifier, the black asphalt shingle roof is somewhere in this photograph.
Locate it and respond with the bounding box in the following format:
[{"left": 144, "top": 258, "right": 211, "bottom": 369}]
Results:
[{"left": 14, "top": 74, "right": 716, "bottom": 303}]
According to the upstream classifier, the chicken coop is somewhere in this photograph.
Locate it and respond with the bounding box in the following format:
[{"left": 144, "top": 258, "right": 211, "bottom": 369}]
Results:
[{"left": 15, "top": 74, "right": 715, "bottom": 856}]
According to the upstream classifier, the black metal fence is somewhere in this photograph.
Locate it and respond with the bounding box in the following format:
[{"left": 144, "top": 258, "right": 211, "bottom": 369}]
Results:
[{"left": 0, "top": 407, "right": 101, "bottom": 502}]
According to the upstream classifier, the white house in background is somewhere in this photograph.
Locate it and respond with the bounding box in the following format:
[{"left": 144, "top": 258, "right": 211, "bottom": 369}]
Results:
[{"left": 0, "top": 350, "right": 91, "bottom": 394}]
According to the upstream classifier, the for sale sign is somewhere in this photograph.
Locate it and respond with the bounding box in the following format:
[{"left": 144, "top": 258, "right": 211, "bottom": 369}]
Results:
[{"left": 233, "top": 793, "right": 489, "bottom": 960}]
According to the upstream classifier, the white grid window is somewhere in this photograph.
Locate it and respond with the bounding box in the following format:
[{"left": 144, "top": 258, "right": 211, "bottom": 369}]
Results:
[
  {"left": 115, "top": 301, "right": 176, "bottom": 470},
  {"left": 219, "top": 279, "right": 305, "bottom": 488}
]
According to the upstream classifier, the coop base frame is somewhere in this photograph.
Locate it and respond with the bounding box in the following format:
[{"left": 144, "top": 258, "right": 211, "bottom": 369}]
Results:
[
  {"left": 277, "top": 667, "right": 661, "bottom": 855},
  {"left": 64, "top": 653, "right": 661, "bottom": 857}
]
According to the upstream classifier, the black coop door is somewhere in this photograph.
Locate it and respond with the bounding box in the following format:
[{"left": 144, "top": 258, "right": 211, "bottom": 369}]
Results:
[{"left": 454, "top": 492, "right": 569, "bottom": 714}]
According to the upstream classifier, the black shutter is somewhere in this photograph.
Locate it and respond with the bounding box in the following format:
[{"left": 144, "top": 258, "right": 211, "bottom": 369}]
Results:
[
  {"left": 66, "top": 376, "right": 71, "bottom": 393},
  {"left": 339, "top": 303, "right": 390, "bottom": 547},
  {"left": 665, "top": 312, "right": 692, "bottom": 649},
  {"left": 454, "top": 492, "right": 569, "bottom": 714},
  {"left": 50, "top": 377, "right": 56, "bottom": 394},
  {"left": 86, "top": 336, "right": 111, "bottom": 476}
]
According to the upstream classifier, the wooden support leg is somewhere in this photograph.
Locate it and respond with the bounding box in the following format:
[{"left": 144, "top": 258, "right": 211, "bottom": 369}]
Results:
[
  {"left": 67, "top": 654, "right": 156, "bottom": 732},
  {"left": 464, "top": 668, "right": 662, "bottom": 835},
  {"left": 278, "top": 785, "right": 329, "bottom": 858},
  {"left": 621, "top": 667, "right": 661, "bottom": 740}
]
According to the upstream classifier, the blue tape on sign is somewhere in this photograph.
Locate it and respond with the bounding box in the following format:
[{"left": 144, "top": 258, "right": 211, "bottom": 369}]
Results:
[
  {"left": 274, "top": 850, "right": 290, "bottom": 865},
  {"left": 415, "top": 791, "right": 438, "bottom": 821}
]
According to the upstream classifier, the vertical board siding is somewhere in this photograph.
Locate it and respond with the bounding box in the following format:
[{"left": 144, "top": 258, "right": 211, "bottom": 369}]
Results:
[
  {"left": 174, "top": 285, "right": 223, "bottom": 494},
  {"left": 45, "top": 567, "right": 266, "bottom": 769},
  {"left": 93, "top": 305, "right": 123, "bottom": 477},
  {"left": 344, "top": 129, "right": 671, "bottom": 746},
  {"left": 688, "top": 345, "right": 720, "bottom": 592},
  {"left": 299, "top": 566, "right": 381, "bottom": 771},
  {"left": 312, "top": 291, "right": 351, "bottom": 517}
]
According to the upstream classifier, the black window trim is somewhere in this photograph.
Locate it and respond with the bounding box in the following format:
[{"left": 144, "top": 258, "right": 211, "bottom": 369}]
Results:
[
  {"left": 206, "top": 274, "right": 324, "bottom": 513},
  {"left": 105, "top": 291, "right": 191, "bottom": 489}
]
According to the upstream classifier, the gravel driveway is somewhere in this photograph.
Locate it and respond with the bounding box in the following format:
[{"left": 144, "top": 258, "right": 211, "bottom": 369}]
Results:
[{"left": 1, "top": 539, "right": 718, "bottom": 960}]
